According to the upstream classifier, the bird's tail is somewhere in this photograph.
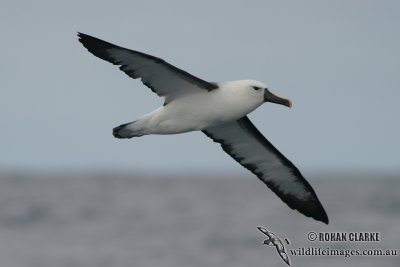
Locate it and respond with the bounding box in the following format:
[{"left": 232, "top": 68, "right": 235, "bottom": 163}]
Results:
[{"left": 113, "top": 121, "right": 142, "bottom": 139}]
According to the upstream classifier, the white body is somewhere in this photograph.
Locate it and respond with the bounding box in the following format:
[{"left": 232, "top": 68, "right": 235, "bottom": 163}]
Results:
[{"left": 124, "top": 80, "right": 266, "bottom": 136}]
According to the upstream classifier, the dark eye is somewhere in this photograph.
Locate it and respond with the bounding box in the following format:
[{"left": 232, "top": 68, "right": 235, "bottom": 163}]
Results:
[{"left": 252, "top": 86, "right": 261, "bottom": 91}]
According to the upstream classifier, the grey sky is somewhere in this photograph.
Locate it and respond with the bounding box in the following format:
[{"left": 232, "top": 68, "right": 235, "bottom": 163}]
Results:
[{"left": 1, "top": 0, "right": 399, "bottom": 173}]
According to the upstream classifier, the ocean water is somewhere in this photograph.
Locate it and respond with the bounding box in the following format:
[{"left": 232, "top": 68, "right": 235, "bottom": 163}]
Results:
[{"left": 0, "top": 173, "right": 398, "bottom": 267}]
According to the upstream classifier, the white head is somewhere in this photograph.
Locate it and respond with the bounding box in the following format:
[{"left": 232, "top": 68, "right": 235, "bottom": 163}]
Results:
[{"left": 224, "top": 79, "right": 292, "bottom": 110}]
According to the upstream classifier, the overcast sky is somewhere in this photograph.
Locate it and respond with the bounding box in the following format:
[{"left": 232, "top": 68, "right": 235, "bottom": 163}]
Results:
[{"left": 1, "top": 0, "right": 399, "bottom": 174}]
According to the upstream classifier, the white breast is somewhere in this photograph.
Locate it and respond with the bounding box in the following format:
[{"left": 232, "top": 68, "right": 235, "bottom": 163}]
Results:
[{"left": 139, "top": 87, "right": 263, "bottom": 135}]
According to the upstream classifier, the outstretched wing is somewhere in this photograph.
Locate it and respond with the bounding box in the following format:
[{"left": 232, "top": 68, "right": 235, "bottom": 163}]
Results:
[
  {"left": 203, "top": 117, "right": 328, "bottom": 224},
  {"left": 78, "top": 33, "right": 218, "bottom": 104},
  {"left": 257, "top": 226, "right": 274, "bottom": 239}
]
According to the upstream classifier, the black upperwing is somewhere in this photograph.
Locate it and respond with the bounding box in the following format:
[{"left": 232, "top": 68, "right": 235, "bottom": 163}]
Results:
[{"left": 78, "top": 33, "right": 218, "bottom": 104}]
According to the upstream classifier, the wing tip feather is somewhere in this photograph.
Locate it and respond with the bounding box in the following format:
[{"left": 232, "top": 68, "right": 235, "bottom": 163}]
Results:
[
  {"left": 288, "top": 192, "right": 329, "bottom": 224},
  {"left": 312, "top": 203, "right": 329, "bottom": 224},
  {"left": 77, "top": 32, "right": 117, "bottom": 62}
]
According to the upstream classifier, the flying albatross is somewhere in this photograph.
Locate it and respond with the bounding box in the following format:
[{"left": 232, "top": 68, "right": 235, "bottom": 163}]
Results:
[{"left": 77, "top": 33, "right": 328, "bottom": 224}]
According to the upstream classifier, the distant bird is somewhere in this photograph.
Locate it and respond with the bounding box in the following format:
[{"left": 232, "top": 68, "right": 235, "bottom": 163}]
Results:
[
  {"left": 78, "top": 33, "right": 328, "bottom": 224},
  {"left": 257, "top": 226, "right": 291, "bottom": 266}
]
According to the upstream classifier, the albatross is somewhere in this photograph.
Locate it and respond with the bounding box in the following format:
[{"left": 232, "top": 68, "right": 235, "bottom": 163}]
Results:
[{"left": 77, "top": 33, "right": 328, "bottom": 224}]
